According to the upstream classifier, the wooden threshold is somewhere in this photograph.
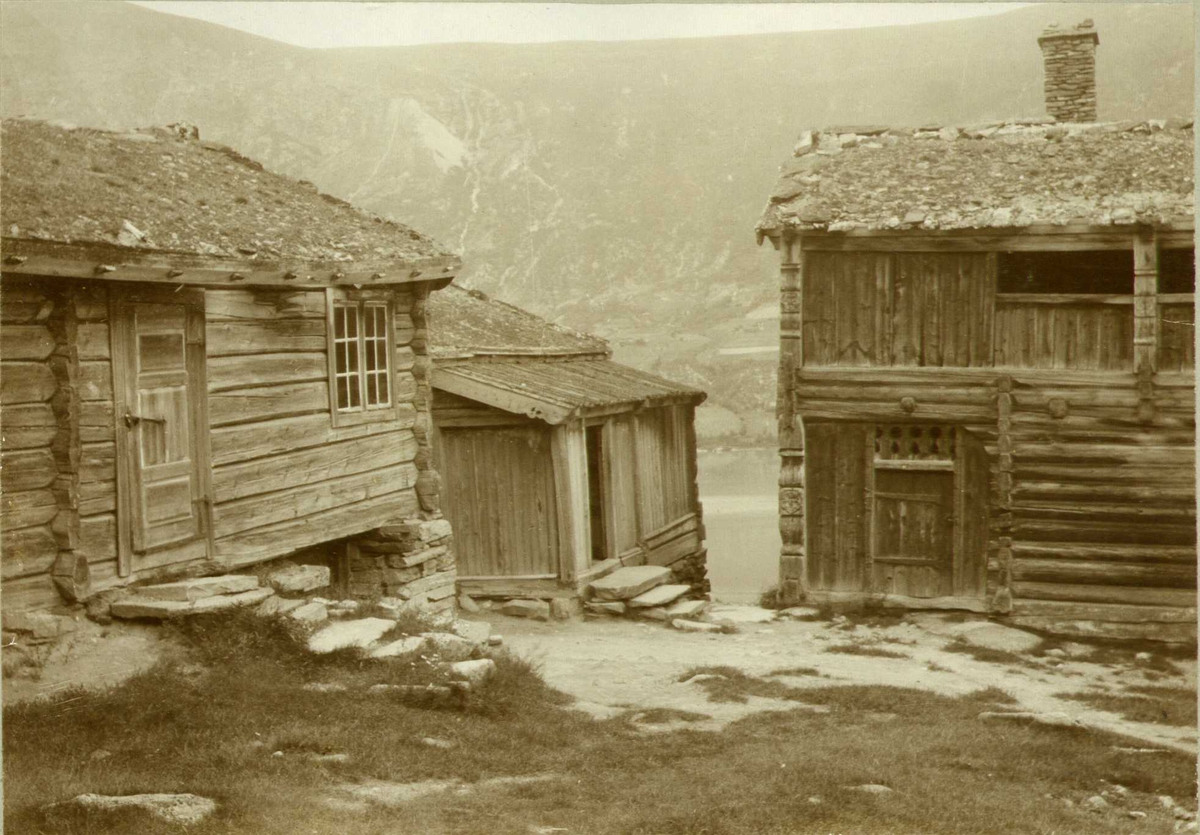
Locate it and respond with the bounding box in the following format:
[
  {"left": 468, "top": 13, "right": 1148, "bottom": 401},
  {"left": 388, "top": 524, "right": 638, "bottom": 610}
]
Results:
[{"left": 803, "top": 590, "right": 989, "bottom": 613}]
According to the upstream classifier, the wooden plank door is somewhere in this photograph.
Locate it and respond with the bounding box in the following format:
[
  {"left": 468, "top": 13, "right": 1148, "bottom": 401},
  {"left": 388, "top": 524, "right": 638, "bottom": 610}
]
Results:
[
  {"left": 113, "top": 288, "right": 211, "bottom": 573},
  {"left": 871, "top": 469, "right": 955, "bottom": 597}
]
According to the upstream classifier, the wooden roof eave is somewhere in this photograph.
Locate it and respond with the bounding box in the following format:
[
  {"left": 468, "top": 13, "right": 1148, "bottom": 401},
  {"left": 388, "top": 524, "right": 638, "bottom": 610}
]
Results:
[
  {"left": 431, "top": 366, "right": 576, "bottom": 425},
  {"left": 0, "top": 237, "right": 462, "bottom": 289},
  {"left": 788, "top": 221, "right": 1196, "bottom": 253}
]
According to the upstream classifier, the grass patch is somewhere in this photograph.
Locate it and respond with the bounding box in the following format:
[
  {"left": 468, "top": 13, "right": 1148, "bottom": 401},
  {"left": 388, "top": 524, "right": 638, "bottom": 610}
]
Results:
[
  {"left": 6, "top": 616, "right": 1196, "bottom": 835},
  {"left": 1059, "top": 685, "right": 1197, "bottom": 728},
  {"left": 826, "top": 643, "right": 909, "bottom": 659},
  {"left": 941, "top": 637, "right": 1039, "bottom": 668},
  {"left": 677, "top": 666, "right": 813, "bottom": 704},
  {"left": 769, "top": 666, "right": 822, "bottom": 677}
]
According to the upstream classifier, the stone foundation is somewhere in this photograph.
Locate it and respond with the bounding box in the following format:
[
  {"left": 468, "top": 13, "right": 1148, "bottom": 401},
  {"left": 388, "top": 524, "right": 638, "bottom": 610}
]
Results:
[{"left": 348, "top": 518, "right": 457, "bottom": 614}]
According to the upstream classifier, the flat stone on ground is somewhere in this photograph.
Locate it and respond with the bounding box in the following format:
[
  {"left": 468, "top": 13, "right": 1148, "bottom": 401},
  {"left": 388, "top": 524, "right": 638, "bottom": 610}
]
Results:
[
  {"left": 704, "top": 604, "right": 777, "bottom": 624},
  {"left": 420, "top": 632, "right": 476, "bottom": 661},
  {"left": 629, "top": 584, "right": 691, "bottom": 609},
  {"left": 672, "top": 619, "right": 722, "bottom": 633},
  {"left": 134, "top": 575, "right": 259, "bottom": 602},
  {"left": 289, "top": 601, "right": 329, "bottom": 626},
  {"left": 369, "top": 636, "right": 426, "bottom": 659},
  {"left": 192, "top": 587, "right": 273, "bottom": 613},
  {"left": 267, "top": 563, "right": 331, "bottom": 594},
  {"left": 666, "top": 599, "right": 707, "bottom": 619},
  {"left": 336, "top": 778, "right": 461, "bottom": 808},
  {"left": 51, "top": 793, "right": 216, "bottom": 825},
  {"left": 779, "top": 606, "right": 822, "bottom": 621},
  {"left": 500, "top": 599, "right": 550, "bottom": 621},
  {"left": 256, "top": 596, "right": 306, "bottom": 617},
  {"left": 848, "top": 784, "right": 894, "bottom": 795},
  {"left": 588, "top": 565, "right": 672, "bottom": 601},
  {"left": 957, "top": 623, "right": 1042, "bottom": 654},
  {"left": 586, "top": 601, "right": 626, "bottom": 616},
  {"left": 448, "top": 658, "right": 496, "bottom": 687},
  {"left": 110, "top": 598, "right": 193, "bottom": 620},
  {"left": 638, "top": 607, "right": 670, "bottom": 622},
  {"left": 451, "top": 620, "right": 491, "bottom": 645},
  {"left": 307, "top": 618, "right": 396, "bottom": 654},
  {"left": 457, "top": 594, "right": 481, "bottom": 614}
]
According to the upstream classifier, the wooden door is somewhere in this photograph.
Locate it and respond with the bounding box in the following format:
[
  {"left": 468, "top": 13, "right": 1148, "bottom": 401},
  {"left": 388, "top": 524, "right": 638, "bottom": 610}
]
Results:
[
  {"left": 871, "top": 469, "right": 955, "bottom": 597},
  {"left": 113, "top": 289, "right": 211, "bottom": 573}
]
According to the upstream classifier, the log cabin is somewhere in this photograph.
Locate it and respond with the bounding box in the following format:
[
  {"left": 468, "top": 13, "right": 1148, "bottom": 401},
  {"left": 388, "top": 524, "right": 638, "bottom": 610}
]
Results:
[
  {"left": 757, "top": 22, "right": 1197, "bottom": 641},
  {"left": 427, "top": 285, "right": 709, "bottom": 601},
  {"left": 0, "top": 119, "right": 463, "bottom": 614}
]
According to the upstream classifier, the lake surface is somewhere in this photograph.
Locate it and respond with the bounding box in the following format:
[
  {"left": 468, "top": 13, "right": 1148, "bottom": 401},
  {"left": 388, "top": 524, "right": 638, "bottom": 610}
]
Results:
[{"left": 697, "top": 448, "right": 780, "bottom": 604}]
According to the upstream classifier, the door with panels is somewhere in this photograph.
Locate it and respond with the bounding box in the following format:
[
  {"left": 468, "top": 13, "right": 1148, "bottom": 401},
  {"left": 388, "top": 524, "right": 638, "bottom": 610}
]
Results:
[{"left": 112, "top": 287, "right": 212, "bottom": 573}]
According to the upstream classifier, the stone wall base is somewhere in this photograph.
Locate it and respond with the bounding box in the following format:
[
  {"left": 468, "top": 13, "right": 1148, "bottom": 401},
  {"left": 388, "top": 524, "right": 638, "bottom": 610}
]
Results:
[{"left": 347, "top": 517, "right": 457, "bottom": 614}]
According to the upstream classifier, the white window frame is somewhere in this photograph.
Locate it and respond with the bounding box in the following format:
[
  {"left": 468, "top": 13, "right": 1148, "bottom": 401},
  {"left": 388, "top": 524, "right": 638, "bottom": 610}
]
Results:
[{"left": 325, "top": 289, "right": 400, "bottom": 428}]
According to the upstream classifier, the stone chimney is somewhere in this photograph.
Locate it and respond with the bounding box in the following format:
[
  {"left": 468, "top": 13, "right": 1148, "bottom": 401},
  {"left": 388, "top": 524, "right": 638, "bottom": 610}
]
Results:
[{"left": 1037, "top": 20, "right": 1099, "bottom": 122}]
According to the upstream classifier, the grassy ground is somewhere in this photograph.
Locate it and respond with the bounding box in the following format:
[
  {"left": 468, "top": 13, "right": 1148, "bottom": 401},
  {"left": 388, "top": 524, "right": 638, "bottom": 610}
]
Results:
[
  {"left": 4, "top": 613, "right": 1195, "bottom": 835},
  {"left": 1060, "top": 685, "right": 1198, "bottom": 728}
]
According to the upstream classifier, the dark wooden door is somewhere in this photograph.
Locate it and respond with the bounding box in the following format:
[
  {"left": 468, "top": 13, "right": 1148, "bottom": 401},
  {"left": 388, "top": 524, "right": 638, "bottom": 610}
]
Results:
[
  {"left": 114, "top": 289, "right": 211, "bottom": 572},
  {"left": 871, "top": 469, "right": 955, "bottom": 597}
]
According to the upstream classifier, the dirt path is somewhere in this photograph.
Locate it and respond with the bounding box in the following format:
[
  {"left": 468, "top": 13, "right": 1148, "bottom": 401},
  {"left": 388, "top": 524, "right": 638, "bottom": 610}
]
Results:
[{"left": 489, "top": 608, "right": 1198, "bottom": 754}]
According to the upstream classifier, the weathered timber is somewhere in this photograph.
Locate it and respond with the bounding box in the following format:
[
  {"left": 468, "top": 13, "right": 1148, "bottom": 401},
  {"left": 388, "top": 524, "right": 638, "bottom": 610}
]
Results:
[
  {"left": 1011, "top": 558, "right": 1195, "bottom": 588},
  {"left": 0, "top": 325, "right": 56, "bottom": 360},
  {"left": 208, "top": 406, "right": 416, "bottom": 466},
  {"left": 214, "top": 490, "right": 418, "bottom": 566},
  {"left": 1, "top": 448, "right": 57, "bottom": 491},
  {"left": 77, "top": 360, "right": 113, "bottom": 401},
  {"left": 76, "top": 322, "right": 112, "bottom": 360},
  {"left": 204, "top": 289, "right": 326, "bottom": 321},
  {"left": 78, "top": 441, "right": 116, "bottom": 484},
  {"left": 1012, "top": 581, "right": 1195, "bottom": 608},
  {"left": 207, "top": 380, "right": 329, "bottom": 428},
  {"left": 52, "top": 551, "right": 91, "bottom": 602},
  {"left": 1, "top": 573, "right": 62, "bottom": 613},
  {"left": 206, "top": 353, "right": 328, "bottom": 392},
  {"left": 1, "top": 362, "right": 56, "bottom": 405},
  {"left": 2, "top": 488, "right": 58, "bottom": 529},
  {"left": 77, "top": 514, "right": 118, "bottom": 561},
  {"left": 212, "top": 430, "right": 417, "bottom": 503},
  {"left": 212, "top": 463, "right": 418, "bottom": 538},
  {"left": 79, "top": 401, "right": 115, "bottom": 444},
  {"left": 1012, "top": 517, "right": 1195, "bottom": 546},
  {"left": 1010, "top": 599, "right": 1197, "bottom": 623},
  {"left": 0, "top": 403, "right": 57, "bottom": 449},
  {"left": 206, "top": 319, "right": 327, "bottom": 356},
  {"left": 1011, "top": 542, "right": 1195, "bottom": 564},
  {"left": 78, "top": 480, "right": 117, "bottom": 516},
  {"left": 797, "top": 226, "right": 1194, "bottom": 253},
  {"left": 1, "top": 525, "right": 57, "bottom": 579}
]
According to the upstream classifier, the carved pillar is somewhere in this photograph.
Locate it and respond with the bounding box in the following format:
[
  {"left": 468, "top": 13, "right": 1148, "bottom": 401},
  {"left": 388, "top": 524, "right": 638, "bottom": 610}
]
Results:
[
  {"left": 991, "top": 375, "right": 1014, "bottom": 613},
  {"left": 1133, "top": 231, "right": 1159, "bottom": 423},
  {"left": 777, "top": 235, "right": 806, "bottom": 603}
]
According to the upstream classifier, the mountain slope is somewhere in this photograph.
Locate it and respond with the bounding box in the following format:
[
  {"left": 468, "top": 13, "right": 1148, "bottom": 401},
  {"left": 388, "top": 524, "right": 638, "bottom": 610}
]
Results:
[{"left": 1, "top": 2, "right": 1192, "bottom": 441}]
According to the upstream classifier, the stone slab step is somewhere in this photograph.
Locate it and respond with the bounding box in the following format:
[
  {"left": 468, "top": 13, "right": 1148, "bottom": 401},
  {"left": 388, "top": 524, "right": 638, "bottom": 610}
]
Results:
[
  {"left": 629, "top": 584, "right": 690, "bottom": 609},
  {"left": 588, "top": 566, "right": 671, "bottom": 601},
  {"left": 666, "top": 599, "right": 708, "bottom": 619},
  {"left": 308, "top": 618, "right": 396, "bottom": 654},
  {"left": 111, "top": 587, "right": 272, "bottom": 620},
  {"left": 133, "top": 575, "right": 260, "bottom": 602}
]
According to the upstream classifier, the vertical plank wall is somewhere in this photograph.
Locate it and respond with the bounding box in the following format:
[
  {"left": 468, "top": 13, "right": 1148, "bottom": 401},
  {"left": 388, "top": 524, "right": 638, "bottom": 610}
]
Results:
[
  {"left": 994, "top": 302, "right": 1134, "bottom": 370},
  {"left": 205, "top": 288, "right": 420, "bottom": 566},
  {"left": 437, "top": 424, "right": 559, "bottom": 578}
]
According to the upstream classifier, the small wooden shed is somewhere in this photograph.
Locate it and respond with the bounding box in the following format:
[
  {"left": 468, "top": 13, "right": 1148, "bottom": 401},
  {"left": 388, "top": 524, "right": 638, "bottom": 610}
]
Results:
[
  {"left": 757, "top": 114, "right": 1195, "bottom": 640},
  {"left": 0, "top": 119, "right": 462, "bottom": 613},
  {"left": 428, "top": 286, "right": 709, "bottom": 600}
]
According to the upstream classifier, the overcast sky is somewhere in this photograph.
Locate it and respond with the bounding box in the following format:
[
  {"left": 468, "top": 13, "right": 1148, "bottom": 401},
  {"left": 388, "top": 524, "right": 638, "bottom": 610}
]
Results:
[{"left": 133, "top": 2, "right": 1028, "bottom": 48}]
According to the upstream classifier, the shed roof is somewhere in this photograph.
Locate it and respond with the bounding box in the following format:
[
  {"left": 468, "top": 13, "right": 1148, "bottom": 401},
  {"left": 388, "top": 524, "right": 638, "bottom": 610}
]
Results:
[
  {"left": 0, "top": 119, "right": 460, "bottom": 286},
  {"left": 433, "top": 358, "right": 705, "bottom": 425},
  {"left": 428, "top": 284, "right": 608, "bottom": 359},
  {"left": 757, "top": 119, "right": 1195, "bottom": 237}
]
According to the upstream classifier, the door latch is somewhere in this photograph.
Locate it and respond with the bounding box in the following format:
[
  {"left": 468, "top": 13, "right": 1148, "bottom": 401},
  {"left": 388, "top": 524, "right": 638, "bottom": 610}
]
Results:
[{"left": 124, "top": 412, "right": 166, "bottom": 428}]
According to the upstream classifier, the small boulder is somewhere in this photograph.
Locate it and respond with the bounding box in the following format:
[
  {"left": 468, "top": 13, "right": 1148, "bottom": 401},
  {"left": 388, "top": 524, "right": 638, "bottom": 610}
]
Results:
[
  {"left": 448, "top": 658, "right": 496, "bottom": 688},
  {"left": 451, "top": 620, "right": 491, "bottom": 645},
  {"left": 2, "top": 611, "right": 77, "bottom": 640},
  {"left": 500, "top": 599, "right": 551, "bottom": 621},
  {"left": 256, "top": 596, "right": 305, "bottom": 618},
  {"left": 487, "top": 635, "right": 503, "bottom": 647},
  {"left": 549, "top": 598, "right": 578, "bottom": 620},
  {"left": 1082, "top": 795, "right": 1109, "bottom": 813},
  {"left": 421, "top": 736, "right": 456, "bottom": 749},
  {"left": 457, "top": 594, "right": 481, "bottom": 614},
  {"left": 848, "top": 784, "right": 894, "bottom": 795},
  {"left": 289, "top": 601, "right": 329, "bottom": 626},
  {"left": 267, "top": 562, "right": 331, "bottom": 594},
  {"left": 420, "top": 632, "right": 477, "bottom": 661}
]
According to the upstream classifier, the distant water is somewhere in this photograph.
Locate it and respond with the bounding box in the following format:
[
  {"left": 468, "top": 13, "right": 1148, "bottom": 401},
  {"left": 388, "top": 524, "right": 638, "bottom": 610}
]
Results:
[{"left": 697, "top": 448, "right": 780, "bottom": 604}]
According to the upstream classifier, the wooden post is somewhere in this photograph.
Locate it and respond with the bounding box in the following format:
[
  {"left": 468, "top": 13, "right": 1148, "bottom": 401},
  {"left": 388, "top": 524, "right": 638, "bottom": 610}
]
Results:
[
  {"left": 778, "top": 235, "right": 806, "bottom": 603},
  {"left": 1132, "top": 231, "right": 1159, "bottom": 375},
  {"left": 992, "top": 375, "right": 1014, "bottom": 613}
]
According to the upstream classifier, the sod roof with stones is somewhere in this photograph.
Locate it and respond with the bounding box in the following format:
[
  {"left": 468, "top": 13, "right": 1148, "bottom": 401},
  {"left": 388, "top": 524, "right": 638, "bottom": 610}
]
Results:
[
  {"left": 1, "top": 119, "right": 454, "bottom": 265},
  {"left": 757, "top": 118, "right": 1195, "bottom": 237}
]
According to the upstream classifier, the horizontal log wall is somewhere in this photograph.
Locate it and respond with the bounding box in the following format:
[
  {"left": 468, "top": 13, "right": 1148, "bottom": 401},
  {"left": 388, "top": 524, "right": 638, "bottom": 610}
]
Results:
[
  {"left": 1007, "top": 373, "right": 1196, "bottom": 610},
  {"left": 206, "top": 288, "right": 421, "bottom": 567},
  {"left": 1, "top": 283, "right": 60, "bottom": 610}
]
